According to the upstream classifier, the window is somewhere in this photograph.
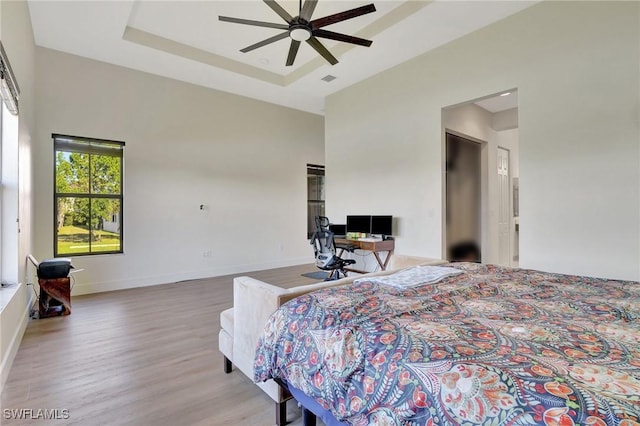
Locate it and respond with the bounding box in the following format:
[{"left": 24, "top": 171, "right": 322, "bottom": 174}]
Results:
[
  {"left": 307, "top": 164, "right": 325, "bottom": 238},
  {"left": 2, "top": 100, "right": 19, "bottom": 282},
  {"left": 1, "top": 40, "right": 20, "bottom": 282},
  {"left": 53, "top": 134, "right": 124, "bottom": 256}
]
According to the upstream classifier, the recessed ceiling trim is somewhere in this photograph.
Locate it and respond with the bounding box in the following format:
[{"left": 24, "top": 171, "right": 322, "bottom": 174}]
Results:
[
  {"left": 284, "top": 0, "right": 433, "bottom": 85},
  {"left": 122, "top": 26, "right": 286, "bottom": 86},
  {"left": 360, "top": 0, "right": 434, "bottom": 40},
  {"left": 123, "top": 1, "right": 433, "bottom": 88}
]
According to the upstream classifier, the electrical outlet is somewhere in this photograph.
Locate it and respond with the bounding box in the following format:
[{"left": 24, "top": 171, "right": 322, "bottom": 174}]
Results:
[{"left": 203, "top": 250, "right": 212, "bottom": 258}]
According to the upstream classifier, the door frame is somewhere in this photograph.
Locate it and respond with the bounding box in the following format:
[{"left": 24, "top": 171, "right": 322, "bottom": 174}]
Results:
[
  {"left": 442, "top": 129, "right": 488, "bottom": 262},
  {"left": 497, "top": 146, "right": 512, "bottom": 266}
]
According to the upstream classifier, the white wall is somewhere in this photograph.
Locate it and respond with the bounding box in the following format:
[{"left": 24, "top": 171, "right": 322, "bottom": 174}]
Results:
[
  {"left": 34, "top": 48, "right": 324, "bottom": 295},
  {"left": 493, "top": 108, "right": 518, "bottom": 131},
  {"left": 326, "top": 1, "right": 639, "bottom": 280},
  {"left": 0, "top": 0, "right": 36, "bottom": 391},
  {"left": 443, "top": 103, "right": 493, "bottom": 143}
]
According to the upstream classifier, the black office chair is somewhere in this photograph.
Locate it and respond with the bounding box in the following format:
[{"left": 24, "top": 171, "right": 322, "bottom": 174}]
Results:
[{"left": 310, "top": 216, "right": 356, "bottom": 280}]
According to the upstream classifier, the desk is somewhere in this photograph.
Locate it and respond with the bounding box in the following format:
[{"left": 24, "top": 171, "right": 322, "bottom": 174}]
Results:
[
  {"left": 335, "top": 238, "right": 395, "bottom": 272},
  {"left": 38, "top": 277, "right": 71, "bottom": 318}
]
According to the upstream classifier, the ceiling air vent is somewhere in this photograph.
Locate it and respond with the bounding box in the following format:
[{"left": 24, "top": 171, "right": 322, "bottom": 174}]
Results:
[{"left": 321, "top": 75, "right": 337, "bottom": 82}]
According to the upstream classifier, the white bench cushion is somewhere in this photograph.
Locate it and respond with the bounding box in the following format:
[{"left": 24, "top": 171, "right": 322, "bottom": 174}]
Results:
[{"left": 220, "top": 307, "right": 234, "bottom": 335}]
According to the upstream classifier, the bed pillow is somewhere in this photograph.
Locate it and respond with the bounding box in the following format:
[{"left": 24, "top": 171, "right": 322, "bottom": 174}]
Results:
[{"left": 355, "top": 265, "right": 464, "bottom": 289}]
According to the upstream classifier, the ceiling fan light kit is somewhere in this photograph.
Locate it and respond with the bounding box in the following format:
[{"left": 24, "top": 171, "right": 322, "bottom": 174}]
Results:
[
  {"left": 219, "top": 0, "right": 376, "bottom": 66},
  {"left": 290, "top": 26, "right": 311, "bottom": 42}
]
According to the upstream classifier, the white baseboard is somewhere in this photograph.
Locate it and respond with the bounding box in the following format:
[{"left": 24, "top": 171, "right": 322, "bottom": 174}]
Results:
[
  {"left": 0, "top": 283, "right": 34, "bottom": 393},
  {"left": 71, "top": 256, "right": 314, "bottom": 295}
]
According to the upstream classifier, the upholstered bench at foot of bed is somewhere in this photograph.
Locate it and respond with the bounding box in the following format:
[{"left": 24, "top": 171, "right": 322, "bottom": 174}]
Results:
[
  {"left": 219, "top": 307, "right": 234, "bottom": 373},
  {"left": 218, "top": 256, "right": 446, "bottom": 425},
  {"left": 219, "top": 304, "right": 292, "bottom": 425}
]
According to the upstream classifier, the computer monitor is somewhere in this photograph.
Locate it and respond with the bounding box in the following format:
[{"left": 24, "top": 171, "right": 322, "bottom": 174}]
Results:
[
  {"left": 346, "top": 215, "right": 372, "bottom": 233},
  {"left": 371, "top": 215, "right": 393, "bottom": 236},
  {"left": 329, "top": 224, "right": 347, "bottom": 237}
]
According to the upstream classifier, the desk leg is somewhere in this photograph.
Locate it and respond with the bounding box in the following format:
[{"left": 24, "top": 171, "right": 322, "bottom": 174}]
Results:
[
  {"left": 373, "top": 251, "right": 385, "bottom": 270},
  {"left": 382, "top": 250, "right": 394, "bottom": 270},
  {"left": 372, "top": 250, "right": 394, "bottom": 271}
]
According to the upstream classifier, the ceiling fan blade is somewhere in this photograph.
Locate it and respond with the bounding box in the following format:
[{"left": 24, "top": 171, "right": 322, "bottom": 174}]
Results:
[
  {"left": 241, "top": 32, "right": 290, "bottom": 53},
  {"left": 306, "top": 36, "right": 338, "bottom": 65},
  {"left": 299, "top": 0, "right": 318, "bottom": 22},
  {"left": 310, "top": 4, "right": 376, "bottom": 29},
  {"left": 263, "top": 0, "right": 293, "bottom": 23},
  {"left": 312, "top": 29, "right": 372, "bottom": 47},
  {"left": 286, "top": 40, "right": 301, "bottom": 66},
  {"left": 219, "top": 16, "right": 288, "bottom": 30}
]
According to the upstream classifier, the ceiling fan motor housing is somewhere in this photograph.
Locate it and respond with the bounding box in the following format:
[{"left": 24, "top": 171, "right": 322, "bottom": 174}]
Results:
[{"left": 289, "top": 19, "right": 312, "bottom": 41}]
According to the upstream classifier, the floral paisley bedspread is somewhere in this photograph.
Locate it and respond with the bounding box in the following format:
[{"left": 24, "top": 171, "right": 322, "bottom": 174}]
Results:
[{"left": 254, "top": 263, "right": 640, "bottom": 426}]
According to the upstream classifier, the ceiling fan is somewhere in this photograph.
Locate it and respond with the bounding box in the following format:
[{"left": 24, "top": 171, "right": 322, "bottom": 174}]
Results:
[{"left": 218, "top": 0, "right": 376, "bottom": 66}]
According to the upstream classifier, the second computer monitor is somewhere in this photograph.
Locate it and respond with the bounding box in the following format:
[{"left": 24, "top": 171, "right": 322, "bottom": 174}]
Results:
[
  {"left": 346, "top": 215, "right": 372, "bottom": 234},
  {"left": 371, "top": 215, "right": 393, "bottom": 236},
  {"left": 328, "top": 224, "right": 347, "bottom": 237}
]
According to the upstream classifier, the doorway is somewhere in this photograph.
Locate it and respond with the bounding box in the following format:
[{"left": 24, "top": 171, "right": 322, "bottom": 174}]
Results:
[
  {"left": 445, "top": 132, "right": 482, "bottom": 262},
  {"left": 441, "top": 90, "right": 519, "bottom": 266}
]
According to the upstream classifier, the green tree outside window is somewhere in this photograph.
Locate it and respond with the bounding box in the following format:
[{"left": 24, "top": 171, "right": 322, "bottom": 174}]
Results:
[{"left": 53, "top": 134, "right": 124, "bottom": 256}]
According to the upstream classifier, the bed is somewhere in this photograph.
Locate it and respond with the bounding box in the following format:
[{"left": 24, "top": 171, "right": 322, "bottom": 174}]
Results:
[{"left": 254, "top": 263, "right": 640, "bottom": 425}]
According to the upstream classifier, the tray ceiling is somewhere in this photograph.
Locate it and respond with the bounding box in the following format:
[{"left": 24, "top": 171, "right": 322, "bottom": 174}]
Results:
[{"left": 28, "top": 1, "right": 537, "bottom": 114}]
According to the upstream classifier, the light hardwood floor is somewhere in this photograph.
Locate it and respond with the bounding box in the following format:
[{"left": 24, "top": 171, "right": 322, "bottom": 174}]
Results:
[{"left": 1, "top": 264, "right": 326, "bottom": 426}]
